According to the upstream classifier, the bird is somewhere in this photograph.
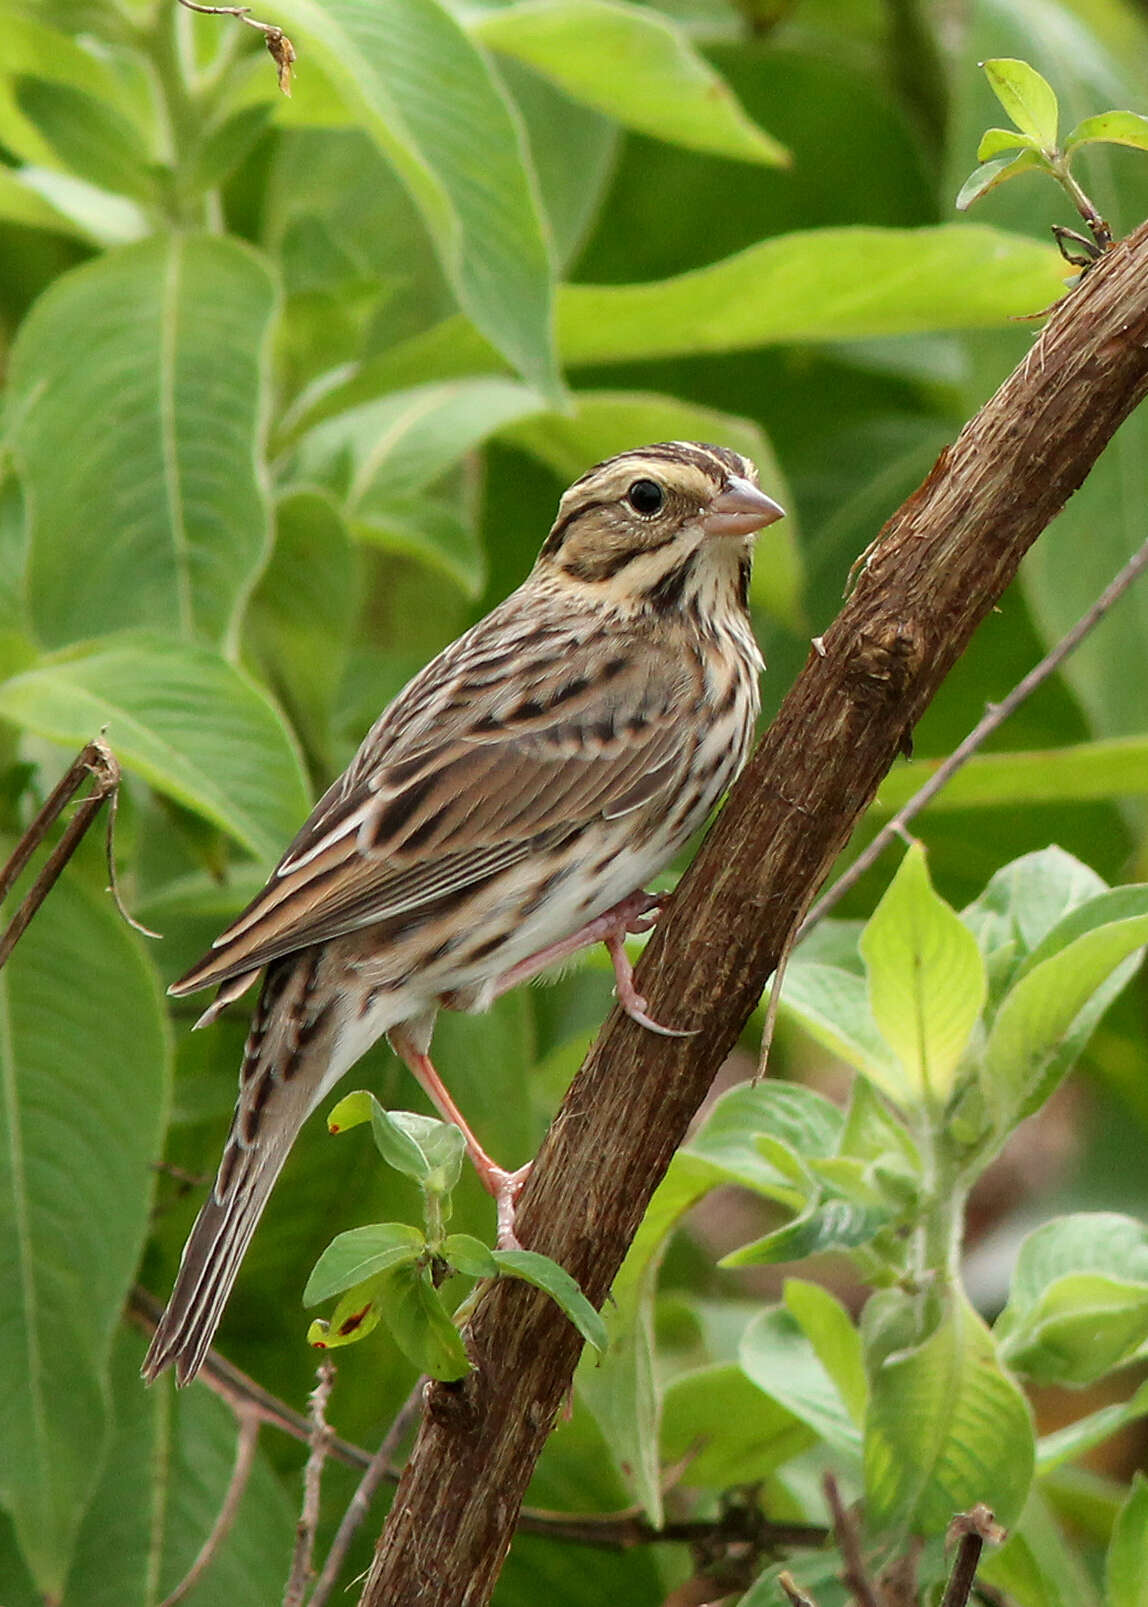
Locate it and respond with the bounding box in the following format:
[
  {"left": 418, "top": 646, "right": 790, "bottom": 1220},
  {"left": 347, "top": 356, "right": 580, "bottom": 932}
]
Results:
[{"left": 143, "top": 441, "right": 784, "bottom": 1385}]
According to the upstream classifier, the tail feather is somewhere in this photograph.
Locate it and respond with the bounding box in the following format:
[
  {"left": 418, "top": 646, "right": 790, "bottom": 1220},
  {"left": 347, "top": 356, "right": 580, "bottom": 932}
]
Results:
[
  {"left": 144, "top": 948, "right": 347, "bottom": 1386},
  {"left": 142, "top": 1130, "right": 294, "bottom": 1385}
]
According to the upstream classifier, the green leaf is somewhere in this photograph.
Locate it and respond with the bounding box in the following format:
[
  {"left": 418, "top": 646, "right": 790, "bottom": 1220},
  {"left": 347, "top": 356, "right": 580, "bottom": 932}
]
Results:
[
  {"left": 59, "top": 1327, "right": 295, "bottom": 1607},
  {"left": 557, "top": 225, "right": 1065, "bottom": 363},
  {"left": 442, "top": 1233, "right": 498, "bottom": 1278},
  {"left": 660, "top": 1364, "right": 812, "bottom": 1486},
  {"left": 283, "top": 225, "right": 1067, "bottom": 422},
  {"left": 289, "top": 377, "right": 540, "bottom": 593},
  {"left": 721, "top": 1192, "right": 892, "bottom": 1268},
  {"left": 955, "top": 149, "right": 1044, "bottom": 213},
  {"left": 245, "top": 490, "right": 359, "bottom": 765},
  {"left": 0, "top": 875, "right": 170, "bottom": 1596},
  {"left": 1037, "top": 1380, "right": 1148, "bottom": 1475},
  {"left": 1106, "top": 1474, "right": 1148, "bottom": 1607},
  {"left": 961, "top": 848, "right": 1107, "bottom": 974},
  {"left": 492, "top": 1248, "right": 607, "bottom": 1352},
  {"left": 859, "top": 843, "right": 987, "bottom": 1107},
  {"left": 473, "top": 0, "right": 788, "bottom": 167},
  {"left": 873, "top": 737, "right": 1148, "bottom": 816},
  {"left": 303, "top": 1222, "right": 426, "bottom": 1304},
  {"left": 780, "top": 957, "right": 901, "bottom": 1088},
  {"left": 996, "top": 1214, "right": 1148, "bottom": 1386},
  {"left": 6, "top": 234, "right": 277, "bottom": 651},
  {"left": 982, "top": 58, "right": 1060, "bottom": 148},
  {"left": 370, "top": 1105, "right": 467, "bottom": 1193},
  {"left": 864, "top": 1293, "right": 1034, "bottom": 1534},
  {"left": 739, "top": 1305, "right": 862, "bottom": 1461},
  {"left": 504, "top": 388, "right": 804, "bottom": 630},
  {"left": 379, "top": 1259, "right": 471, "bottom": 1379},
  {"left": 0, "top": 163, "right": 106, "bottom": 237},
  {"left": 308, "top": 1273, "right": 389, "bottom": 1349},
  {"left": 1065, "top": 110, "right": 1148, "bottom": 154},
  {"left": 270, "top": 0, "right": 560, "bottom": 400},
  {"left": 981, "top": 913, "right": 1148, "bottom": 1128},
  {"left": 327, "top": 1089, "right": 373, "bottom": 1133},
  {"left": 0, "top": 637, "right": 311, "bottom": 865},
  {"left": 783, "top": 1279, "right": 868, "bottom": 1426},
  {"left": 977, "top": 125, "right": 1040, "bottom": 160},
  {"left": 13, "top": 78, "right": 157, "bottom": 204},
  {"left": 189, "top": 103, "right": 276, "bottom": 194}
]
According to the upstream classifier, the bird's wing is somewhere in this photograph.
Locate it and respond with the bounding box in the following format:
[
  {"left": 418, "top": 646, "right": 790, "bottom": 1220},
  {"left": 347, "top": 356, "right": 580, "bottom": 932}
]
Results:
[{"left": 171, "top": 626, "right": 700, "bottom": 994}]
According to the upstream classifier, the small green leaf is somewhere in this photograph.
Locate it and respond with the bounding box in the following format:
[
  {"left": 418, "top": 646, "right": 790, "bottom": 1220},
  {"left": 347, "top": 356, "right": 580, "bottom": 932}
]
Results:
[
  {"left": 189, "top": 103, "right": 275, "bottom": 193},
  {"left": 780, "top": 957, "right": 901, "bottom": 1090},
  {"left": 303, "top": 1222, "right": 426, "bottom": 1305},
  {"left": 492, "top": 1249, "right": 607, "bottom": 1353},
  {"left": 721, "top": 1194, "right": 891, "bottom": 1268},
  {"left": 739, "top": 1305, "right": 861, "bottom": 1461},
  {"left": 473, "top": 0, "right": 788, "bottom": 168},
  {"left": 996, "top": 1214, "right": 1148, "bottom": 1386},
  {"left": 308, "top": 1274, "right": 388, "bottom": 1349},
  {"left": 783, "top": 1280, "right": 867, "bottom": 1426},
  {"left": 982, "top": 914, "right": 1148, "bottom": 1128},
  {"left": 1065, "top": 110, "right": 1148, "bottom": 155},
  {"left": 327, "top": 1089, "right": 374, "bottom": 1134},
  {"left": 982, "top": 58, "right": 1060, "bottom": 149},
  {"left": 381, "top": 1261, "right": 471, "bottom": 1380},
  {"left": 443, "top": 1234, "right": 498, "bottom": 1278},
  {"left": 1106, "top": 1473, "right": 1148, "bottom": 1607},
  {"left": 370, "top": 1106, "right": 466, "bottom": 1193},
  {"left": 859, "top": 843, "right": 987, "bottom": 1108},
  {"left": 955, "top": 149, "right": 1044, "bottom": 212},
  {"left": 977, "top": 126, "right": 1040, "bottom": 160},
  {"left": 865, "top": 1293, "right": 1034, "bottom": 1533}
]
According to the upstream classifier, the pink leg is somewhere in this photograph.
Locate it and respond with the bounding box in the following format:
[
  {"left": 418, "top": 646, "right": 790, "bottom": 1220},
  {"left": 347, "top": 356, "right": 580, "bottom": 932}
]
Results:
[
  {"left": 486, "top": 889, "right": 695, "bottom": 1038},
  {"left": 388, "top": 1025, "right": 530, "bottom": 1247}
]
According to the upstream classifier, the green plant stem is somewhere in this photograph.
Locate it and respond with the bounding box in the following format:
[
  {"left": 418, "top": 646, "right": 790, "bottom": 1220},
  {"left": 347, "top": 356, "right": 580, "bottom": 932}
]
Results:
[
  {"left": 1050, "top": 154, "right": 1113, "bottom": 250},
  {"left": 139, "top": 0, "right": 229, "bottom": 226},
  {"left": 914, "top": 1128, "right": 966, "bottom": 1289}
]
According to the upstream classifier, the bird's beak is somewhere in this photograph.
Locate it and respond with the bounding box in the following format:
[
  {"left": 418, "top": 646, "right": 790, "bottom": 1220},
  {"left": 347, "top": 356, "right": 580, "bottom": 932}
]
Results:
[{"left": 703, "top": 476, "right": 786, "bottom": 538}]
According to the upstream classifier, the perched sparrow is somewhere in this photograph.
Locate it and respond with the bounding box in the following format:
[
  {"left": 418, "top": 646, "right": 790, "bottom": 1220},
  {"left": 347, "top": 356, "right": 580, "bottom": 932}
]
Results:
[{"left": 144, "top": 442, "right": 784, "bottom": 1385}]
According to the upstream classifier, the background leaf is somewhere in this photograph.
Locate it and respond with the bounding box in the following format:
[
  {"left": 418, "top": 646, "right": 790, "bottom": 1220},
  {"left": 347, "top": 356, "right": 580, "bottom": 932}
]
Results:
[
  {"left": 0, "top": 875, "right": 170, "bottom": 1595},
  {"left": 6, "top": 234, "right": 278, "bottom": 651}
]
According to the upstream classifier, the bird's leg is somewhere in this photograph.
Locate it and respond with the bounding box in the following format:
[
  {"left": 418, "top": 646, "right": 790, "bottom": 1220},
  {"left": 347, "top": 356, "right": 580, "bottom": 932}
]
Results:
[
  {"left": 387, "top": 1024, "right": 530, "bottom": 1248},
  {"left": 484, "top": 889, "right": 694, "bottom": 1038}
]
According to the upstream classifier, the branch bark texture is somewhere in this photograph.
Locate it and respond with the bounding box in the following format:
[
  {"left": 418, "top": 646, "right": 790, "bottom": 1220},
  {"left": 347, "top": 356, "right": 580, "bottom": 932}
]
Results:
[{"left": 361, "top": 220, "right": 1148, "bottom": 1605}]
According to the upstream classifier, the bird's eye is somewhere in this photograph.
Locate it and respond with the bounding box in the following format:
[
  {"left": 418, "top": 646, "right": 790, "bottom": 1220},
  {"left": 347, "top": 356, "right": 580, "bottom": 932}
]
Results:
[{"left": 626, "top": 478, "right": 664, "bottom": 516}]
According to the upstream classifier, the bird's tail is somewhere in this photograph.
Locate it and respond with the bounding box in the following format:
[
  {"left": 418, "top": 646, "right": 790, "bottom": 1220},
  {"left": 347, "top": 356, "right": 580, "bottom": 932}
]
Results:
[{"left": 143, "top": 950, "right": 341, "bottom": 1386}]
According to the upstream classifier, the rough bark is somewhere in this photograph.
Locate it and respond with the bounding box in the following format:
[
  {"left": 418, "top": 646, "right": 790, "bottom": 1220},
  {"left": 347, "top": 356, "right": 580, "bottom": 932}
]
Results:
[{"left": 361, "top": 217, "right": 1148, "bottom": 1606}]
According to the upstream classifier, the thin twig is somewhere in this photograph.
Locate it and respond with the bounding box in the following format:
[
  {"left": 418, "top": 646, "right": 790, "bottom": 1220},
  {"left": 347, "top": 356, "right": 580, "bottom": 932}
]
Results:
[
  {"left": 284, "top": 1364, "right": 336, "bottom": 1607},
  {"left": 823, "top": 1474, "right": 879, "bottom": 1607},
  {"left": 175, "top": 0, "right": 295, "bottom": 92},
  {"left": 159, "top": 1406, "right": 261, "bottom": 1607},
  {"left": 306, "top": 1381, "right": 424, "bottom": 1606},
  {"left": 778, "top": 1572, "right": 818, "bottom": 1607},
  {"left": 941, "top": 1507, "right": 1004, "bottom": 1607},
  {"left": 0, "top": 738, "right": 127, "bottom": 969},
  {"left": 799, "top": 528, "right": 1148, "bottom": 939}
]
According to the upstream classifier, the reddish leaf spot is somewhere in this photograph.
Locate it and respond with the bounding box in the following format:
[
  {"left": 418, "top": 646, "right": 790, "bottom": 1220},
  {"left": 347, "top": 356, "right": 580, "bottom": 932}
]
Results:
[{"left": 338, "top": 1304, "right": 371, "bottom": 1335}]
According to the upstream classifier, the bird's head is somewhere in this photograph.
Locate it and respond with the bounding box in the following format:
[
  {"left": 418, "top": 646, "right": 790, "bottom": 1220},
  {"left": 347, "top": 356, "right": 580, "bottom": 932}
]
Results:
[{"left": 533, "top": 441, "right": 784, "bottom": 616}]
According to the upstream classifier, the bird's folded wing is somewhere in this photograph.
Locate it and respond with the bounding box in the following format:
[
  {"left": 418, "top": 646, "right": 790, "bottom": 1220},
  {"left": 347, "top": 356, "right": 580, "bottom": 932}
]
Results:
[{"left": 171, "top": 647, "right": 695, "bottom": 994}]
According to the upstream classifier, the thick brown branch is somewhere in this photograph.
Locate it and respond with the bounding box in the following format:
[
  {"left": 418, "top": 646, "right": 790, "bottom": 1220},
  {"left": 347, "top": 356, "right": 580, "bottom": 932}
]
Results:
[{"left": 362, "top": 219, "right": 1148, "bottom": 1607}]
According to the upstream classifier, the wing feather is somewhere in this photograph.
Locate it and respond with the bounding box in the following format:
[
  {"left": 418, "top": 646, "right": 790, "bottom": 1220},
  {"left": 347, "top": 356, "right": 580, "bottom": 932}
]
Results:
[{"left": 171, "top": 614, "right": 698, "bottom": 996}]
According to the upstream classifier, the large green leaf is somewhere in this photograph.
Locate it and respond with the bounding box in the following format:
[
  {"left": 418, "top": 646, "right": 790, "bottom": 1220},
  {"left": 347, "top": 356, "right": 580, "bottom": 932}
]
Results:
[
  {"left": 473, "top": 0, "right": 788, "bottom": 166},
  {"left": 0, "top": 876, "right": 170, "bottom": 1596},
  {"left": 660, "top": 1363, "right": 812, "bottom": 1486},
  {"left": 864, "top": 1293, "right": 1034, "bottom": 1534},
  {"left": 270, "top": 0, "right": 560, "bottom": 399},
  {"left": 872, "top": 737, "right": 1148, "bottom": 814},
  {"left": 0, "top": 637, "right": 311, "bottom": 864},
  {"left": 1107, "top": 1475, "right": 1148, "bottom": 1607},
  {"left": 59, "top": 1328, "right": 296, "bottom": 1606},
  {"left": 285, "top": 223, "right": 1066, "bottom": 424},
  {"left": 739, "top": 1304, "right": 862, "bottom": 1461},
  {"left": 5, "top": 235, "right": 278, "bottom": 651}
]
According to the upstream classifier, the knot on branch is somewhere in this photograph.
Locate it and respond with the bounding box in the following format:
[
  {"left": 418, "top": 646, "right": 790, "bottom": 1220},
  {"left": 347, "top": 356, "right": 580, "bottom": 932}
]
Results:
[
  {"left": 425, "top": 1372, "right": 483, "bottom": 1431},
  {"left": 847, "top": 618, "right": 925, "bottom": 705}
]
